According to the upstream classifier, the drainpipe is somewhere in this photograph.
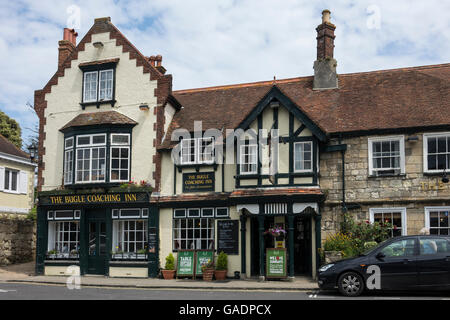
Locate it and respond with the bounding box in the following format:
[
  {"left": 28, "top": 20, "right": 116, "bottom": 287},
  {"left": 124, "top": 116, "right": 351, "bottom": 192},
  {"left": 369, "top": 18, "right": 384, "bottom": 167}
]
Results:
[{"left": 339, "top": 134, "right": 347, "bottom": 230}]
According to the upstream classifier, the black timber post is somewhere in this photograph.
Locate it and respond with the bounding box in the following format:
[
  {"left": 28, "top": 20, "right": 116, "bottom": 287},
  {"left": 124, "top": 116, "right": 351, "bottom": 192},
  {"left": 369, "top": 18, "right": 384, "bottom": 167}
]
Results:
[
  {"left": 287, "top": 215, "right": 295, "bottom": 278},
  {"left": 35, "top": 206, "right": 47, "bottom": 275},
  {"left": 240, "top": 214, "right": 246, "bottom": 277},
  {"left": 315, "top": 213, "right": 322, "bottom": 277},
  {"left": 79, "top": 208, "right": 88, "bottom": 275},
  {"left": 148, "top": 205, "right": 159, "bottom": 277},
  {"left": 258, "top": 214, "right": 265, "bottom": 280},
  {"left": 105, "top": 208, "right": 112, "bottom": 276}
]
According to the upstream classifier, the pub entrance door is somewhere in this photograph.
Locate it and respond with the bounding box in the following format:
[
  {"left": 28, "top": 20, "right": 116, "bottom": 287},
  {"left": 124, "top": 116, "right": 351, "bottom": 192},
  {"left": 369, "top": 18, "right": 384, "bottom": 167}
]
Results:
[
  {"left": 86, "top": 209, "right": 107, "bottom": 275},
  {"left": 293, "top": 216, "right": 312, "bottom": 275}
]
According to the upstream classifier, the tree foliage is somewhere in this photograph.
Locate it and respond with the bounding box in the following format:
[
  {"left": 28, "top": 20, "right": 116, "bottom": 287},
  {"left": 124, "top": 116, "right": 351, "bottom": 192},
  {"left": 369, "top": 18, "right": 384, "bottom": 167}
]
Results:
[{"left": 0, "top": 110, "right": 22, "bottom": 149}]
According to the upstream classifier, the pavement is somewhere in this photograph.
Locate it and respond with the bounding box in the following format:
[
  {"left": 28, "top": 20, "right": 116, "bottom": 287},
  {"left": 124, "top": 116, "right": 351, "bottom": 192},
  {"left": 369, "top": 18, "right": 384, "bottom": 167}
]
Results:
[{"left": 0, "top": 262, "right": 319, "bottom": 291}]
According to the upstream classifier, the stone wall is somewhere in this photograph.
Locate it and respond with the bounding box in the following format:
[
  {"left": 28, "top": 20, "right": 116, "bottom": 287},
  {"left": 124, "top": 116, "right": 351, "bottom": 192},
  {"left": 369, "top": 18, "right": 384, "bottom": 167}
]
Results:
[
  {"left": 0, "top": 214, "right": 36, "bottom": 265},
  {"left": 319, "top": 133, "right": 450, "bottom": 241}
]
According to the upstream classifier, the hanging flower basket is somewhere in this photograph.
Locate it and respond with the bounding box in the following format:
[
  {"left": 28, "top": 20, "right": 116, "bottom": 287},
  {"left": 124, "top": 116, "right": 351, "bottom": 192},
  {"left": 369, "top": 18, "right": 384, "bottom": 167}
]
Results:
[{"left": 264, "top": 225, "right": 287, "bottom": 239}]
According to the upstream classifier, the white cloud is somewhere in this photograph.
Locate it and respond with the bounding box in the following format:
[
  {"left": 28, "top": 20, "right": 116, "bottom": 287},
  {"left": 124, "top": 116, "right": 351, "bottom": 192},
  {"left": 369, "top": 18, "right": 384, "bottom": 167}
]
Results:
[{"left": 0, "top": 0, "right": 448, "bottom": 146}]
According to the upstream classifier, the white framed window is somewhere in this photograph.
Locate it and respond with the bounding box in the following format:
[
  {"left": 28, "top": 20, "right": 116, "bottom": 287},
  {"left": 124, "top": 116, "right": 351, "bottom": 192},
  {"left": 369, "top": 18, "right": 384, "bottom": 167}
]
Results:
[
  {"left": 83, "top": 71, "right": 98, "bottom": 102},
  {"left": 48, "top": 221, "right": 80, "bottom": 254},
  {"left": 294, "top": 141, "right": 313, "bottom": 172},
  {"left": 368, "top": 136, "right": 405, "bottom": 176},
  {"left": 64, "top": 137, "right": 74, "bottom": 185},
  {"left": 173, "top": 209, "right": 186, "bottom": 218},
  {"left": 173, "top": 218, "right": 214, "bottom": 251},
  {"left": 198, "top": 137, "right": 214, "bottom": 164},
  {"left": 425, "top": 207, "right": 450, "bottom": 235},
  {"left": 201, "top": 208, "right": 214, "bottom": 218},
  {"left": 3, "top": 168, "right": 19, "bottom": 193},
  {"left": 111, "top": 133, "right": 130, "bottom": 145},
  {"left": 75, "top": 134, "right": 106, "bottom": 183},
  {"left": 240, "top": 144, "right": 258, "bottom": 174},
  {"left": 181, "top": 138, "right": 196, "bottom": 165},
  {"left": 99, "top": 69, "right": 114, "bottom": 101},
  {"left": 83, "top": 69, "right": 114, "bottom": 103},
  {"left": 369, "top": 208, "right": 407, "bottom": 237},
  {"left": 110, "top": 146, "right": 130, "bottom": 182},
  {"left": 215, "top": 207, "right": 229, "bottom": 218},
  {"left": 180, "top": 137, "right": 215, "bottom": 165},
  {"left": 187, "top": 208, "right": 200, "bottom": 218},
  {"left": 112, "top": 220, "right": 148, "bottom": 254},
  {"left": 423, "top": 133, "right": 450, "bottom": 173}
]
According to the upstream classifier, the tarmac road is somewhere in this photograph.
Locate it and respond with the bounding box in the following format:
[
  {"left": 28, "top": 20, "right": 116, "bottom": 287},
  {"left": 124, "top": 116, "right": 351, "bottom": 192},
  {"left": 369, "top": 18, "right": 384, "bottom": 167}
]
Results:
[{"left": 0, "top": 281, "right": 449, "bottom": 300}]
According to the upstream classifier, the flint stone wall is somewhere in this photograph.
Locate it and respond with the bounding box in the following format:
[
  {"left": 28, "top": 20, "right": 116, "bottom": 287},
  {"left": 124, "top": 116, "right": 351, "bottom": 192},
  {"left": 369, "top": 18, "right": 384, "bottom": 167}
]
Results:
[{"left": 0, "top": 214, "right": 36, "bottom": 266}]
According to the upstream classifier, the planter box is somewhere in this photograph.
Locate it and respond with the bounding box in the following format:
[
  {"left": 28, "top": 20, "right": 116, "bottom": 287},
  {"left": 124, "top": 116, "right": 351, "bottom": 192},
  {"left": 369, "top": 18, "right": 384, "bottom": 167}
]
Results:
[
  {"left": 202, "top": 268, "right": 214, "bottom": 281},
  {"left": 324, "top": 251, "right": 343, "bottom": 264},
  {"left": 214, "top": 270, "right": 227, "bottom": 281},
  {"left": 162, "top": 269, "right": 176, "bottom": 280}
]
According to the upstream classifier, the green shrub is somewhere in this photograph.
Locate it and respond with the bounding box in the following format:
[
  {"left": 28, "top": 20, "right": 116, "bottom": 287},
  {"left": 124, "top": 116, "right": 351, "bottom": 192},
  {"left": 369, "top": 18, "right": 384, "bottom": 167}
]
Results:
[
  {"left": 322, "top": 233, "right": 357, "bottom": 258},
  {"left": 165, "top": 253, "right": 175, "bottom": 270},
  {"left": 216, "top": 251, "right": 228, "bottom": 270},
  {"left": 27, "top": 206, "right": 37, "bottom": 221},
  {"left": 364, "top": 241, "right": 378, "bottom": 251}
]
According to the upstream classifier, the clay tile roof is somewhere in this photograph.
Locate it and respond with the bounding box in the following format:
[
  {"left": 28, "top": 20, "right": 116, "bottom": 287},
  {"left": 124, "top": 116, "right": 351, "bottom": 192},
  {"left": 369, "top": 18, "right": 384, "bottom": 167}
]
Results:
[
  {"left": 0, "top": 134, "right": 30, "bottom": 159},
  {"left": 160, "top": 63, "right": 450, "bottom": 149},
  {"left": 229, "top": 188, "right": 324, "bottom": 198},
  {"left": 60, "top": 111, "right": 137, "bottom": 131},
  {"left": 156, "top": 192, "right": 230, "bottom": 203}
]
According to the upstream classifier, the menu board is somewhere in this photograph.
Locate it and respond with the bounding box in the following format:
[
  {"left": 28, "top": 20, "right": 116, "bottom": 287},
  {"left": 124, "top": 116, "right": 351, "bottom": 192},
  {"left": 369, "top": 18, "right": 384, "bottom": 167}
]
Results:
[
  {"left": 176, "top": 251, "right": 195, "bottom": 277},
  {"left": 266, "top": 248, "right": 287, "bottom": 278},
  {"left": 148, "top": 227, "right": 157, "bottom": 254},
  {"left": 195, "top": 250, "right": 214, "bottom": 276},
  {"left": 217, "top": 220, "right": 239, "bottom": 255}
]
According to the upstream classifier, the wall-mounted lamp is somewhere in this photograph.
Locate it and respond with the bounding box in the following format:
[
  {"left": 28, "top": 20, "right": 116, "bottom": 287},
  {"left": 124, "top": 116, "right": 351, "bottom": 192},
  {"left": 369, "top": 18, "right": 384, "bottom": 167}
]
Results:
[
  {"left": 139, "top": 104, "right": 149, "bottom": 111},
  {"left": 406, "top": 135, "right": 419, "bottom": 142},
  {"left": 93, "top": 41, "right": 104, "bottom": 48},
  {"left": 443, "top": 169, "right": 449, "bottom": 184}
]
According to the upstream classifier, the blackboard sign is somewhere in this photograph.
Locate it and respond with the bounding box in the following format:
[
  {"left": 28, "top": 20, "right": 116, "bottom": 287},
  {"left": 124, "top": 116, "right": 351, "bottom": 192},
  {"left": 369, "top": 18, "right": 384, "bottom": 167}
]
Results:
[
  {"left": 176, "top": 251, "right": 195, "bottom": 278},
  {"left": 182, "top": 172, "right": 214, "bottom": 193},
  {"left": 266, "top": 248, "right": 287, "bottom": 278},
  {"left": 148, "top": 227, "right": 157, "bottom": 254},
  {"left": 217, "top": 220, "right": 239, "bottom": 255},
  {"left": 195, "top": 250, "right": 214, "bottom": 276}
]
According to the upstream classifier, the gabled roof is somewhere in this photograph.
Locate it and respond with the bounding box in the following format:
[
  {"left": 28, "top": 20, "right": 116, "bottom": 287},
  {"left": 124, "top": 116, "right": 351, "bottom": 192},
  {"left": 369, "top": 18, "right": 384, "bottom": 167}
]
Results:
[
  {"left": 60, "top": 111, "right": 137, "bottom": 131},
  {"left": 160, "top": 63, "right": 450, "bottom": 149},
  {"left": 0, "top": 134, "right": 29, "bottom": 159}
]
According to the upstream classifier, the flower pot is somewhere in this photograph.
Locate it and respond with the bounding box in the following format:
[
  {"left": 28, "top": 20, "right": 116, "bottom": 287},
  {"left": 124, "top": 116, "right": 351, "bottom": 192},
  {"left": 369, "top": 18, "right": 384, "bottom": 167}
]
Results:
[
  {"left": 324, "top": 251, "right": 343, "bottom": 264},
  {"left": 162, "top": 269, "right": 176, "bottom": 280},
  {"left": 202, "top": 268, "right": 214, "bottom": 281},
  {"left": 214, "top": 269, "right": 227, "bottom": 281}
]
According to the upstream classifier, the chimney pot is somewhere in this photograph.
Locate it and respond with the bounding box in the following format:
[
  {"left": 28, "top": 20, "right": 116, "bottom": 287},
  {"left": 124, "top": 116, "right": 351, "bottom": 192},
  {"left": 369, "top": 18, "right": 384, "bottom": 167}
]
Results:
[{"left": 322, "top": 9, "right": 331, "bottom": 24}]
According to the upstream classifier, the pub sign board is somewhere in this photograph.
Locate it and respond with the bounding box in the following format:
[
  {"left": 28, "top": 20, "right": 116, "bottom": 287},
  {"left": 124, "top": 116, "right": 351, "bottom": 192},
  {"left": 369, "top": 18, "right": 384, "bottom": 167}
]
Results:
[
  {"left": 266, "top": 248, "right": 287, "bottom": 279},
  {"left": 39, "top": 192, "right": 150, "bottom": 206},
  {"left": 176, "top": 250, "right": 195, "bottom": 278},
  {"left": 217, "top": 220, "right": 239, "bottom": 255},
  {"left": 195, "top": 250, "right": 214, "bottom": 276},
  {"left": 182, "top": 172, "right": 214, "bottom": 193}
]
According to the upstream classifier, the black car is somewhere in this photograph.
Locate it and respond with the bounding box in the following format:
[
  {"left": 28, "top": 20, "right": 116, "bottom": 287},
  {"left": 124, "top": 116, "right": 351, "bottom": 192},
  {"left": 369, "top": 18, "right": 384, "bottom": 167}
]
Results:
[{"left": 318, "top": 235, "right": 450, "bottom": 296}]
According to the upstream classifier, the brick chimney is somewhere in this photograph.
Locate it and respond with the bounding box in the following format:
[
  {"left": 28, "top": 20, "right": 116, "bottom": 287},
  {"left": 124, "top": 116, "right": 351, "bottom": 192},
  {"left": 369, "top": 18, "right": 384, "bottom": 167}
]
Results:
[
  {"left": 313, "top": 10, "right": 338, "bottom": 90},
  {"left": 147, "top": 55, "right": 167, "bottom": 74},
  {"left": 58, "top": 28, "right": 78, "bottom": 67}
]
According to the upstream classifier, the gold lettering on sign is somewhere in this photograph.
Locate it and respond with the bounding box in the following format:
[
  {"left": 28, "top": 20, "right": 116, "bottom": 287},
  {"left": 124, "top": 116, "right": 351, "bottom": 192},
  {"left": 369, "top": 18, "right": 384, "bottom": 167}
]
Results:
[
  {"left": 420, "top": 180, "right": 447, "bottom": 191},
  {"left": 125, "top": 194, "right": 137, "bottom": 202}
]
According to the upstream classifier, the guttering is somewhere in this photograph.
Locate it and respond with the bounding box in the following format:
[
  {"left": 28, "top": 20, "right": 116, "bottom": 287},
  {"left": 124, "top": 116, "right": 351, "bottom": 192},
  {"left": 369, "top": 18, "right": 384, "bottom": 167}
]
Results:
[{"left": 0, "top": 152, "right": 36, "bottom": 167}]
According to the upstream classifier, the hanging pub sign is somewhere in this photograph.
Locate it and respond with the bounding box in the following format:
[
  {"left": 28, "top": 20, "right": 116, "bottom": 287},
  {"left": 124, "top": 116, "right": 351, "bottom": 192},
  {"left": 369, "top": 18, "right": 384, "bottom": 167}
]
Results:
[
  {"left": 195, "top": 250, "right": 214, "bottom": 277},
  {"left": 182, "top": 172, "right": 215, "bottom": 193},
  {"left": 176, "top": 250, "right": 195, "bottom": 278},
  {"left": 266, "top": 248, "right": 287, "bottom": 279},
  {"left": 39, "top": 192, "right": 150, "bottom": 206},
  {"left": 217, "top": 220, "right": 239, "bottom": 255}
]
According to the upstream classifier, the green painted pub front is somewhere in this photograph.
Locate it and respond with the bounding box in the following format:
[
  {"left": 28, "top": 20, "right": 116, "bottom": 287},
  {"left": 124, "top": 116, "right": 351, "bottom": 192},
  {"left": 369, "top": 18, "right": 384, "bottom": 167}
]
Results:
[{"left": 35, "top": 191, "right": 159, "bottom": 277}]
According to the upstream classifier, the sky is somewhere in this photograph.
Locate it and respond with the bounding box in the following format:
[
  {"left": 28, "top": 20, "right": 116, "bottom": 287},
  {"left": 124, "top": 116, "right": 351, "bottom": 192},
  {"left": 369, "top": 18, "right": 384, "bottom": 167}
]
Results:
[{"left": 0, "top": 0, "right": 449, "bottom": 148}]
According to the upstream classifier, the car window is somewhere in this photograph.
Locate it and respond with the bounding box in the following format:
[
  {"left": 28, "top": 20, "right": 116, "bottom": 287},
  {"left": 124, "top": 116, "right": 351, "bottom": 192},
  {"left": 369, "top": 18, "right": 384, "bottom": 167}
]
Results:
[
  {"left": 381, "top": 239, "right": 415, "bottom": 257},
  {"left": 420, "top": 238, "right": 450, "bottom": 255}
]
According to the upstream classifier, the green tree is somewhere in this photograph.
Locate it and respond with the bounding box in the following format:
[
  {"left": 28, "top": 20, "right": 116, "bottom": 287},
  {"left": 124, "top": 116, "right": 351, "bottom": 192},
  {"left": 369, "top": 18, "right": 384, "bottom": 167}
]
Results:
[{"left": 0, "top": 110, "right": 22, "bottom": 149}]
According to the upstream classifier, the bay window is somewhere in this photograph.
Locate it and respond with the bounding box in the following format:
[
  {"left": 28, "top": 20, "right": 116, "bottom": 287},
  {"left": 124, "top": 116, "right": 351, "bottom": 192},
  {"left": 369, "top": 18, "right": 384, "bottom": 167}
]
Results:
[{"left": 63, "top": 131, "right": 131, "bottom": 186}]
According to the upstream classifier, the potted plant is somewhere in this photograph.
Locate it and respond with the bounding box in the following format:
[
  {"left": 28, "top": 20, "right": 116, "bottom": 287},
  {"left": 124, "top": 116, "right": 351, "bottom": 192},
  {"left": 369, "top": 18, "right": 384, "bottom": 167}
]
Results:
[
  {"left": 162, "top": 253, "right": 176, "bottom": 279},
  {"left": 47, "top": 249, "right": 58, "bottom": 259},
  {"left": 214, "top": 251, "right": 228, "bottom": 280},
  {"left": 201, "top": 259, "right": 214, "bottom": 281}
]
